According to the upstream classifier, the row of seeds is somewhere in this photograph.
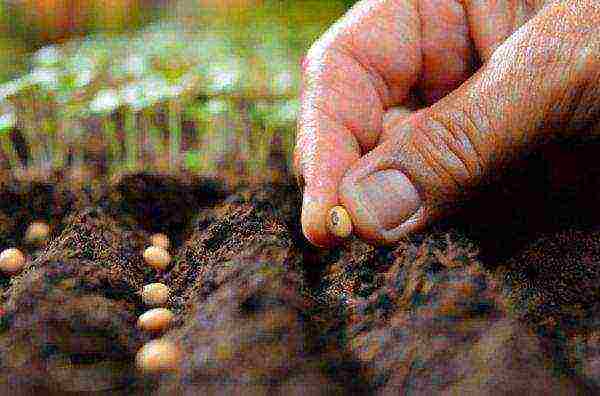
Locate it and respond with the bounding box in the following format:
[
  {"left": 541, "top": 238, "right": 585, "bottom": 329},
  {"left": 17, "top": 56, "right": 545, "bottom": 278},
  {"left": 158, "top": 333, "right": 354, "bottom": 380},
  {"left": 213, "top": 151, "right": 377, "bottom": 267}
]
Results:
[
  {"left": 134, "top": 205, "right": 355, "bottom": 373},
  {"left": 0, "top": 225, "right": 181, "bottom": 374},
  {"left": 136, "top": 233, "right": 181, "bottom": 373}
]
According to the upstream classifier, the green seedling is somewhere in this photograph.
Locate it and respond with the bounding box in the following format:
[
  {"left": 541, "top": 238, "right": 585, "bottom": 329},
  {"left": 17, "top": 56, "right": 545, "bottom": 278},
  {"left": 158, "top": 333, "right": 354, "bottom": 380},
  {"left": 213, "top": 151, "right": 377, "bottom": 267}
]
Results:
[
  {"left": 184, "top": 150, "right": 202, "bottom": 173},
  {"left": 0, "top": 4, "right": 340, "bottom": 178},
  {"left": 168, "top": 98, "right": 181, "bottom": 170},
  {"left": 120, "top": 82, "right": 144, "bottom": 170},
  {"left": 120, "top": 76, "right": 175, "bottom": 171},
  {"left": 90, "top": 88, "right": 122, "bottom": 172},
  {"left": 0, "top": 104, "right": 19, "bottom": 168},
  {"left": 32, "top": 46, "right": 61, "bottom": 69}
]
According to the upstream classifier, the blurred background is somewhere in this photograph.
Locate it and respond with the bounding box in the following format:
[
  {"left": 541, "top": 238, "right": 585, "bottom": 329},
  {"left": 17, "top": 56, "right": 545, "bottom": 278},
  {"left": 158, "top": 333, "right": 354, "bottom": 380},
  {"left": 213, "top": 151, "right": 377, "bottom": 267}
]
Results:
[
  {"left": 0, "top": 0, "right": 356, "bottom": 81},
  {"left": 0, "top": 0, "right": 356, "bottom": 186}
]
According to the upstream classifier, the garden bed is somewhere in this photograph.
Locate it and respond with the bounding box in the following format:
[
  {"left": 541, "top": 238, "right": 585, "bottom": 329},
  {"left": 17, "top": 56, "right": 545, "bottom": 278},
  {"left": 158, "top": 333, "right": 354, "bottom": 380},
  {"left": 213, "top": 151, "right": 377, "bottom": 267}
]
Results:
[{"left": 2, "top": 139, "right": 600, "bottom": 394}]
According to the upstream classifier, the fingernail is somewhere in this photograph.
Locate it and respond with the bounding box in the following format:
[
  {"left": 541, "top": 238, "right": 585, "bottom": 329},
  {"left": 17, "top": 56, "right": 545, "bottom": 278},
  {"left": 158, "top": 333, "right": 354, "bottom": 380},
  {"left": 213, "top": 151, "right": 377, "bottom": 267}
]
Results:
[{"left": 353, "top": 169, "right": 420, "bottom": 230}]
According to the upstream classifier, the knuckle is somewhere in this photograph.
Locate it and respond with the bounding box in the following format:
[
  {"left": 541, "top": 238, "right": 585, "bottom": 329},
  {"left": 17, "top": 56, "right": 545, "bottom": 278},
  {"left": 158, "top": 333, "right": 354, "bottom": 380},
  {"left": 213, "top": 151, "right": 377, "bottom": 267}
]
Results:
[
  {"left": 456, "top": 101, "right": 494, "bottom": 171},
  {"left": 413, "top": 109, "right": 489, "bottom": 189}
]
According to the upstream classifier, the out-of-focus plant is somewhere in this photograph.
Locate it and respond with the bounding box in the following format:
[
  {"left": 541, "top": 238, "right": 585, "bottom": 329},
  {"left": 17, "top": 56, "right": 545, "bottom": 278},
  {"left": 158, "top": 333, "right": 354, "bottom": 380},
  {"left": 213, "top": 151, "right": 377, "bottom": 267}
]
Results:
[
  {"left": 0, "top": 102, "right": 19, "bottom": 168},
  {"left": 0, "top": 0, "right": 349, "bottom": 183},
  {"left": 3, "top": 0, "right": 162, "bottom": 45}
]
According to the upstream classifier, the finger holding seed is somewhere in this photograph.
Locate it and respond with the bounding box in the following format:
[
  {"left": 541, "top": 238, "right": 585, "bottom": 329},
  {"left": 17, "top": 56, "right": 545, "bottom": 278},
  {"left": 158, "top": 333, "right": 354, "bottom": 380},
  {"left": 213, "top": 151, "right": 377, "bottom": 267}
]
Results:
[{"left": 327, "top": 205, "right": 353, "bottom": 239}]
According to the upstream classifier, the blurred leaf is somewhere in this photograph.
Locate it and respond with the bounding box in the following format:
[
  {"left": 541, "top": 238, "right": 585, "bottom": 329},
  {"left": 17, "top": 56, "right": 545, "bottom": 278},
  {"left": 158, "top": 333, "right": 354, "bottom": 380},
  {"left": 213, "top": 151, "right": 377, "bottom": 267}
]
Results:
[
  {"left": 184, "top": 150, "right": 203, "bottom": 171},
  {"left": 90, "top": 89, "right": 121, "bottom": 114},
  {"left": 0, "top": 0, "right": 349, "bottom": 173},
  {"left": 0, "top": 110, "right": 16, "bottom": 133},
  {"left": 0, "top": 78, "right": 27, "bottom": 101},
  {"left": 30, "top": 67, "right": 60, "bottom": 91},
  {"left": 206, "top": 99, "right": 230, "bottom": 115},
  {"left": 32, "top": 46, "right": 61, "bottom": 68}
]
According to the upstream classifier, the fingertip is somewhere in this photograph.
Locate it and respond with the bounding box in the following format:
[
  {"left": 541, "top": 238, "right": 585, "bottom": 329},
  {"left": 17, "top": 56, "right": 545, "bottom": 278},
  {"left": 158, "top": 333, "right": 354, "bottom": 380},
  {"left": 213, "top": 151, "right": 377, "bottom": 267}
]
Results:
[{"left": 301, "top": 194, "right": 336, "bottom": 248}]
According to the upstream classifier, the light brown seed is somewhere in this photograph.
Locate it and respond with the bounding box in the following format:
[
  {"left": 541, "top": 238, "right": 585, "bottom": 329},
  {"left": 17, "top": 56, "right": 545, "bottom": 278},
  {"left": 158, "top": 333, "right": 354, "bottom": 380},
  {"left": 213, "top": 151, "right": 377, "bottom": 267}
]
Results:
[
  {"left": 141, "top": 283, "right": 170, "bottom": 307},
  {"left": 137, "top": 308, "right": 174, "bottom": 332},
  {"left": 327, "top": 205, "right": 353, "bottom": 239},
  {"left": 150, "top": 233, "right": 170, "bottom": 250},
  {"left": 135, "top": 339, "right": 181, "bottom": 373},
  {"left": 143, "top": 246, "right": 171, "bottom": 271},
  {"left": 0, "top": 248, "right": 25, "bottom": 275},
  {"left": 24, "top": 221, "right": 50, "bottom": 244}
]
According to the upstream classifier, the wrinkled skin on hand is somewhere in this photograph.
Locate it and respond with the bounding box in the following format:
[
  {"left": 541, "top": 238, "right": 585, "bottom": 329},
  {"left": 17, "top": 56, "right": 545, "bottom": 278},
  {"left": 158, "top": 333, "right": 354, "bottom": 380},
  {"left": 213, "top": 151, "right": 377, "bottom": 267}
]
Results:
[{"left": 295, "top": 0, "right": 600, "bottom": 247}]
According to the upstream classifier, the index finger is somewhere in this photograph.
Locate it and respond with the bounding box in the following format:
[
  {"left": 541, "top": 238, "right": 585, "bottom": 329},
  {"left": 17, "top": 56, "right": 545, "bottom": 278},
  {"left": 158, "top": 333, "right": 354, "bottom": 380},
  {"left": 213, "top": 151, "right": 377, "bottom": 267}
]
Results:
[{"left": 295, "top": 0, "right": 422, "bottom": 247}]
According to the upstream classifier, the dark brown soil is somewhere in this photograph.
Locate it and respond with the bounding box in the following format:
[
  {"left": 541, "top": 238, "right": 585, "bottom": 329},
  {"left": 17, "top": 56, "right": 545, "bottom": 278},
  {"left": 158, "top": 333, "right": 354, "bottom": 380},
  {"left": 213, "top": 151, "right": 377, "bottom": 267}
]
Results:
[{"left": 3, "top": 140, "right": 600, "bottom": 394}]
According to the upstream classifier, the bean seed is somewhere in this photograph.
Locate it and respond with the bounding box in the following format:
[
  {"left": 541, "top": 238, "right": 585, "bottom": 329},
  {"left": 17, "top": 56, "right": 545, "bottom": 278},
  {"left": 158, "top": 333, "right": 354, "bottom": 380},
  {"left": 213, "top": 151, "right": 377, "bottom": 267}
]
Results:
[
  {"left": 327, "top": 205, "right": 353, "bottom": 239},
  {"left": 0, "top": 248, "right": 25, "bottom": 275},
  {"left": 25, "top": 221, "right": 50, "bottom": 244},
  {"left": 150, "top": 233, "right": 170, "bottom": 250},
  {"left": 143, "top": 246, "right": 171, "bottom": 271},
  {"left": 138, "top": 308, "right": 174, "bottom": 332},
  {"left": 141, "top": 283, "right": 170, "bottom": 307},
  {"left": 136, "top": 339, "right": 180, "bottom": 373}
]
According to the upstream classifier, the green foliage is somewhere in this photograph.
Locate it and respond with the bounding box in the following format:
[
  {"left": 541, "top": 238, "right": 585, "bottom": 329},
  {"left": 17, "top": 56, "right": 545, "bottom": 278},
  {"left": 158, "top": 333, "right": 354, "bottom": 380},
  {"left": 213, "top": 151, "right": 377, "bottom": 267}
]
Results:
[{"left": 0, "top": 1, "right": 348, "bottom": 176}]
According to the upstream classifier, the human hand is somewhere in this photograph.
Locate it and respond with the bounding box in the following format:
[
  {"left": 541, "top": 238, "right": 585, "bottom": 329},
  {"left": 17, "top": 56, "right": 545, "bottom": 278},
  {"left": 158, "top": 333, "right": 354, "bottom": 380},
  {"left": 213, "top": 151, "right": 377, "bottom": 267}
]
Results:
[{"left": 294, "top": 0, "right": 600, "bottom": 247}]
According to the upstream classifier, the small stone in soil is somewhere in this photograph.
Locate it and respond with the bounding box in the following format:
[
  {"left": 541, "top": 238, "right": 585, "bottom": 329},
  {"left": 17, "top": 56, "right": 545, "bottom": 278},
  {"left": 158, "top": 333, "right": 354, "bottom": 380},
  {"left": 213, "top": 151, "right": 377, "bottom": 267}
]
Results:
[
  {"left": 138, "top": 308, "right": 174, "bottom": 332},
  {"left": 136, "top": 339, "right": 181, "bottom": 373},
  {"left": 0, "top": 248, "right": 25, "bottom": 275},
  {"left": 143, "top": 246, "right": 171, "bottom": 271}
]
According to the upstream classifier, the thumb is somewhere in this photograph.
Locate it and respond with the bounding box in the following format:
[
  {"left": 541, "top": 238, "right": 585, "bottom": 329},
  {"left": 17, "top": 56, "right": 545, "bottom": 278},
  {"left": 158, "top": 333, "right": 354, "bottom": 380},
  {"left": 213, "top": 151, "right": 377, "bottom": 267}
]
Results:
[{"left": 339, "top": 0, "right": 600, "bottom": 245}]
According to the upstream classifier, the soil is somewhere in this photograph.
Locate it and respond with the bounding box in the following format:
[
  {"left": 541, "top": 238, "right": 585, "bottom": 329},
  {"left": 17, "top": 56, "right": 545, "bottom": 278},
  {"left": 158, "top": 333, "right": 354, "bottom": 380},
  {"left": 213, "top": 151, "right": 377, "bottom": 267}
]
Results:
[{"left": 3, "top": 140, "right": 600, "bottom": 394}]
